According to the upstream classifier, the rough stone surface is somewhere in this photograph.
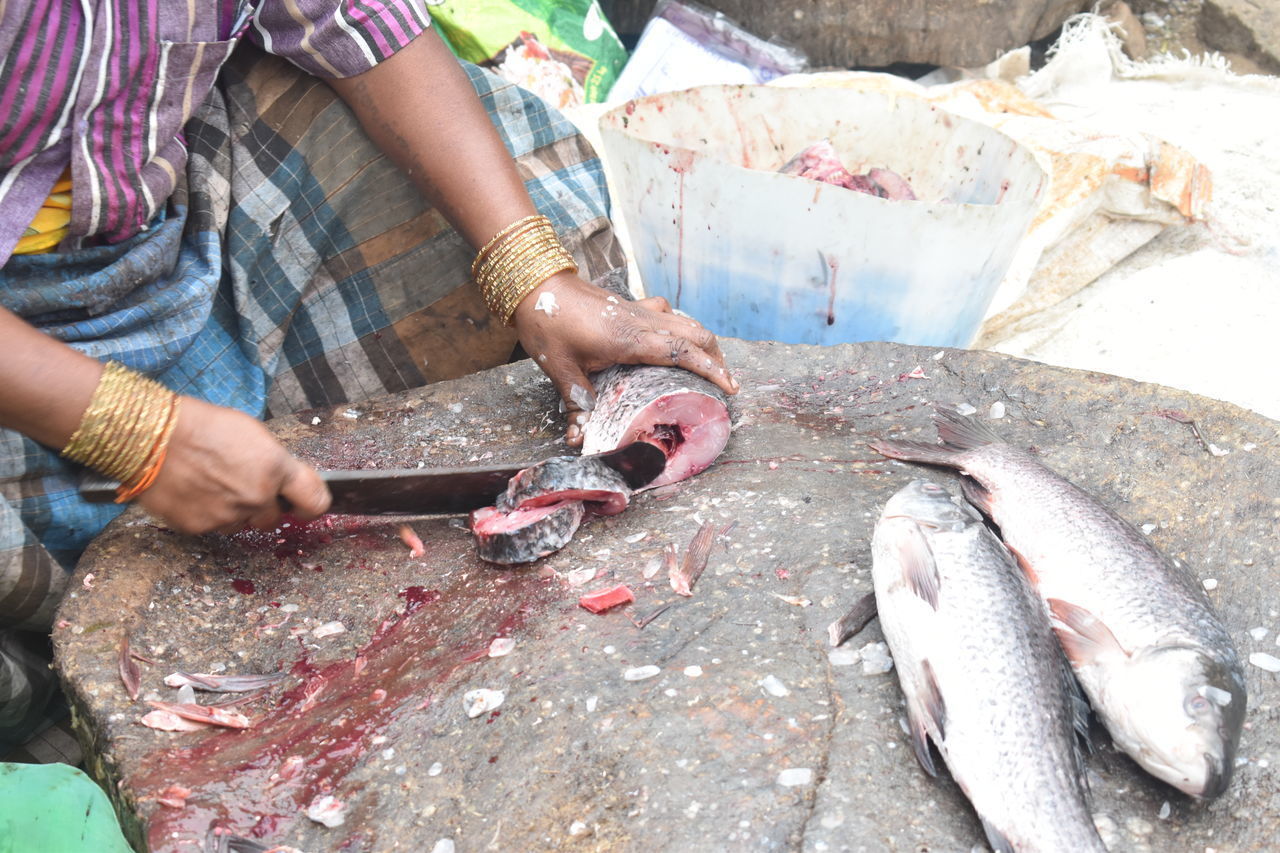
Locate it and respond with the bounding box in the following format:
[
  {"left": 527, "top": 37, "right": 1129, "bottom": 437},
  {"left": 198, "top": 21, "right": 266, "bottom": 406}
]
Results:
[
  {"left": 56, "top": 340, "right": 1280, "bottom": 852},
  {"left": 603, "top": 0, "right": 1093, "bottom": 68},
  {"left": 1200, "top": 0, "right": 1280, "bottom": 74}
]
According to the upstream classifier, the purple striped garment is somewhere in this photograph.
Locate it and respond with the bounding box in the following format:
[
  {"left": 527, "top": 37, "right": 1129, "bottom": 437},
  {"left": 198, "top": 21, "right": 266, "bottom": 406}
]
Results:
[{"left": 0, "top": 0, "right": 432, "bottom": 266}]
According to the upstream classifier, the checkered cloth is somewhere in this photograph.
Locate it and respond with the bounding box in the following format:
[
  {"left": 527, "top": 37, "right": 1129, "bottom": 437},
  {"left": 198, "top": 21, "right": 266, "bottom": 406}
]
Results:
[{"left": 0, "top": 44, "right": 626, "bottom": 752}]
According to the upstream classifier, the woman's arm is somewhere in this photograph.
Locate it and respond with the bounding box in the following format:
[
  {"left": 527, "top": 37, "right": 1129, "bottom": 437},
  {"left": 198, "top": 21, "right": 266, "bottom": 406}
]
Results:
[
  {"left": 0, "top": 306, "right": 330, "bottom": 533},
  {"left": 326, "top": 30, "right": 738, "bottom": 444}
]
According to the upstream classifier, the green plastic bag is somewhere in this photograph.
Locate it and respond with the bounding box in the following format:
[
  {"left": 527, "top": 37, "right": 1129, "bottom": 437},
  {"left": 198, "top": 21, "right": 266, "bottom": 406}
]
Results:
[
  {"left": 0, "top": 763, "right": 133, "bottom": 853},
  {"left": 427, "top": 0, "right": 627, "bottom": 106}
]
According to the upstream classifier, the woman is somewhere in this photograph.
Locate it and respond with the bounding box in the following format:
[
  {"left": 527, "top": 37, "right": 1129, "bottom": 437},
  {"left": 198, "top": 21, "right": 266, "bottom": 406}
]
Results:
[{"left": 0, "top": 1, "right": 736, "bottom": 754}]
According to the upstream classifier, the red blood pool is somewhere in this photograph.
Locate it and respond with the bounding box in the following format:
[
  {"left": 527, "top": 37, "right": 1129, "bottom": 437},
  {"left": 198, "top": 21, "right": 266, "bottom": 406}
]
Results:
[
  {"left": 398, "top": 586, "right": 441, "bottom": 613},
  {"left": 231, "top": 579, "right": 255, "bottom": 595}
]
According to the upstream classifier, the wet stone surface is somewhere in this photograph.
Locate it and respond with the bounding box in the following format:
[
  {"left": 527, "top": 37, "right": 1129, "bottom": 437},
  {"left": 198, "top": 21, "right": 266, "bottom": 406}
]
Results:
[{"left": 56, "top": 339, "right": 1280, "bottom": 852}]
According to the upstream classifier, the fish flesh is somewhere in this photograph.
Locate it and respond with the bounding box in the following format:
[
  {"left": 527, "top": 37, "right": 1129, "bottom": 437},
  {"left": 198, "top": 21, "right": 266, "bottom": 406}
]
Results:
[
  {"left": 871, "top": 406, "right": 1247, "bottom": 799},
  {"left": 470, "top": 454, "right": 630, "bottom": 565},
  {"left": 499, "top": 455, "right": 632, "bottom": 516},
  {"left": 581, "top": 365, "right": 730, "bottom": 489},
  {"left": 872, "top": 480, "right": 1104, "bottom": 852},
  {"left": 779, "top": 139, "right": 918, "bottom": 201}
]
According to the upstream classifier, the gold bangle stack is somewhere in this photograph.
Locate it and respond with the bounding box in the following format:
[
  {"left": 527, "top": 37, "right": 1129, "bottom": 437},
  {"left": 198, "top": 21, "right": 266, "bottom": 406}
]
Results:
[
  {"left": 61, "top": 361, "right": 181, "bottom": 503},
  {"left": 472, "top": 214, "right": 578, "bottom": 326}
]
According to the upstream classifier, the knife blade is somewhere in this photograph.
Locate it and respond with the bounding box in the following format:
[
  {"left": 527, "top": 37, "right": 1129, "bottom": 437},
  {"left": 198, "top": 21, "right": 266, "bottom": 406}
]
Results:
[{"left": 78, "top": 442, "right": 668, "bottom": 516}]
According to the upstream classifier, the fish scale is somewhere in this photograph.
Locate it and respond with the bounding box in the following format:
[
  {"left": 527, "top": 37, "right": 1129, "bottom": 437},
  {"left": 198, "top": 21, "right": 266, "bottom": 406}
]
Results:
[
  {"left": 872, "top": 406, "right": 1247, "bottom": 799},
  {"left": 872, "top": 480, "right": 1105, "bottom": 852}
]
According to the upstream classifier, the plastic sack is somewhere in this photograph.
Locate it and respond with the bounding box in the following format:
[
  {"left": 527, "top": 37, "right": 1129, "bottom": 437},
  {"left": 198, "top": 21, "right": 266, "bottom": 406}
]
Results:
[
  {"left": 0, "top": 762, "right": 133, "bottom": 853},
  {"left": 609, "top": 0, "right": 807, "bottom": 101},
  {"left": 426, "top": 1, "right": 627, "bottom": 107}
]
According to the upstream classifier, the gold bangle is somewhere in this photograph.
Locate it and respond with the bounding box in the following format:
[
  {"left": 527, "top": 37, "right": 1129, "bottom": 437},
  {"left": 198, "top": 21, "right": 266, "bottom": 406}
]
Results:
[
  {"left": 62, "top": 361, "right": 180, "bottom": 489},
  {"left": 471, "top": 215, "right": 545, "bottom": 279},
  {"left": 474, "top": 219, "right": 577, "bottom": 324}
]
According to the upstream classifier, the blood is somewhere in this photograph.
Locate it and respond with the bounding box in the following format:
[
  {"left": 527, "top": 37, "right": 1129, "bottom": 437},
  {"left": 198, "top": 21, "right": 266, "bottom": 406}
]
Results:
[
  {"left": 230, "top": 579, "right": 255, "bottom": 595},
  {"left": 397, "top": 586, "right": 440, "bottom": 614},
  {"left": 133, "top": 571, "right": 558, "bottom": 852}
]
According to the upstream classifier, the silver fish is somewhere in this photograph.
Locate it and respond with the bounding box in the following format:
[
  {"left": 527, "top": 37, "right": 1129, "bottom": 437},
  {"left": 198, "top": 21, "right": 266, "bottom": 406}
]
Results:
[
  {"left": 872, "top": 479, "right": 1104, "bottom": 852},
  {"left": 871, "top": 407, "right": 1247, "bottom": 799},
  {"left": 581, "top": 365, "right": 730, "bottom": 489}
]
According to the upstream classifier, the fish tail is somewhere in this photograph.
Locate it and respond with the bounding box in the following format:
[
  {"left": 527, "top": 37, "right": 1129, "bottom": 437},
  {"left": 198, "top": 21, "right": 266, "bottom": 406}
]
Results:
[
  {"left": 934, "top": 405, "right": 1005, "bottom": 451},
  {"left": 867, "top": 438, "right": 965, "bottom": 467},
  {"left": 870, "top": 405, "right": 1005, "bottom": 467}
]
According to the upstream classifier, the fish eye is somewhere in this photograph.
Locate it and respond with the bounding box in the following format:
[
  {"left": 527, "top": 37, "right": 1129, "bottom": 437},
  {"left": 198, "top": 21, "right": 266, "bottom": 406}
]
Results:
[{"left": 1185, "top": 695, "right": 1213, "bottom": 716}]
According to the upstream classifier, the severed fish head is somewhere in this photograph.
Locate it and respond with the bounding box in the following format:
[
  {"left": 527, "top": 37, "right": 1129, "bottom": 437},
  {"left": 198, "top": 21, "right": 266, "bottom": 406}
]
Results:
[{"left": 1116, "top": 645, "right": 1246, "bottom": 798}]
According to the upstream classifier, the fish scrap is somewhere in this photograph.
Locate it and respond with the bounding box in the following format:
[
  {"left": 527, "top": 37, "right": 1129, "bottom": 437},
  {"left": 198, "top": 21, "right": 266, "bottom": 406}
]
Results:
[
  {"left": 163, "top": 671, "right": 286, "bottom": 693},
  {"left": 779, "top": 139, "right": 918, "bottom": 201},
  {"left": 119, "top": 635, "right": 141, "bottom": 700},
  {"left": 146, "top": 700, "right": 251, "bottom": 729},
  {"left": 578, "top": 584, "right": 636, "bottom": 614},
  {"left": 871, "top": 479, "right": 1104, "bottom": 851},
  {"left": 827, "top": 592, "right": 877, "bottom": 647},
  {"left": 872, "top": 405, "right": 1247, "bottom": 799},
  {"left": 669, "top": 521, "right": 727, "bottom": 597}
]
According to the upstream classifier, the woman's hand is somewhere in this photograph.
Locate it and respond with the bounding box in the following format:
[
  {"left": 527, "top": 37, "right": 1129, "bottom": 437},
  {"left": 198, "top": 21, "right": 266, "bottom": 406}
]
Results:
[
  {"left": 512, "top": 271, "right": 739, "bottom": 446},
  {"left": 138, "top": 398, "right": 331, "bottom": 534}
]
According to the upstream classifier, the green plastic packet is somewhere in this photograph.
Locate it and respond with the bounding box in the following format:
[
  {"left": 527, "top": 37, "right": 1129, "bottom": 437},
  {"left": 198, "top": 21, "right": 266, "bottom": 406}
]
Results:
[
  {"left": 0, "top": 763, "right": 132, "bottom": 853},
  {"left": 426, "top": 0, "right": 627, "bottom": 106}
]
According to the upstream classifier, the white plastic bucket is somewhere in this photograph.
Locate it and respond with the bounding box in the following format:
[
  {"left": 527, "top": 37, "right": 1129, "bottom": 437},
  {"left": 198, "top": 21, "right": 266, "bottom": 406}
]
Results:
[{"left": 599, "top": 85, "right": 1046, "bottom": 347}]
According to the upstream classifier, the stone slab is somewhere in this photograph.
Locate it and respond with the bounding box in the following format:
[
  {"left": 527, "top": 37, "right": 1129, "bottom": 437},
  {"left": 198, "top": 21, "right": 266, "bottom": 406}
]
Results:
[
  {"left": 55, "top": 339, "right": 1280, "bottom": 852},
  {"left": 1200, "top": 0, "right": 1280, "bottom": 75}
]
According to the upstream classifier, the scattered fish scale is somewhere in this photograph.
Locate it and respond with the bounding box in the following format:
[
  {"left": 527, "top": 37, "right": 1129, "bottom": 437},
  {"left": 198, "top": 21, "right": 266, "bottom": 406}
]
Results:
[
  {"left": 872, "top": 479, "right": 1105, "bottom": 852},
  {"left": 871, "top": 405, "right": 1248, "bottom": 799},
  {"left": 581, "top": 365, "right": 730, "bottom": 490}
]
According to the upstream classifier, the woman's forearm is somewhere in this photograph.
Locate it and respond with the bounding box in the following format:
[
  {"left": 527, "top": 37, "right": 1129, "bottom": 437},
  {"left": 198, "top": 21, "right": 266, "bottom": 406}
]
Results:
[
  {"left": 0, "top": 305, "right": 102, "bottom": 450},
  {"left": 325, "top": 28, "right": 539, "bottom": 250}
]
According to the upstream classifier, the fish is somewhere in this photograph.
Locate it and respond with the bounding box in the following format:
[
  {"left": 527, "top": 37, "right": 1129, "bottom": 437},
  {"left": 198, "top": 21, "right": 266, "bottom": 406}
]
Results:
[
  {"left": 471, "top": 500, "right": 587, "bottom": 565},
  {"left": 779, "top": 139, "right": 918, "bottom": 201},
  {"left": 470, "top": 363, "right": 730, "bottom": 564},
  {"left": 581, "top": 364, "right": 730, "bottom": 490},
  {"left": 470, "top": 454, "right": 630, "bottom": 565},
  {"left": 871, "top": 406, "right": 1247, "bottom": 799},
  {"left": 872, "top": 480, "right": 1104, "bottom": 852}
]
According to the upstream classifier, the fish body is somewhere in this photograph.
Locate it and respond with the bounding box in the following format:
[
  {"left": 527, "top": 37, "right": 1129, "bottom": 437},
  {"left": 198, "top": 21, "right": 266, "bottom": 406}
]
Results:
[
  {"left": 581, "top": 365, "right": 730, "bottom": 489},
  {"left": 872, "top": 480, "right": 1104, "bottom": 853},
  {"left": 471, "top": 364, "right": 729, "bottom": 564},
  {"left": 872, "top": 408, "right": 1247, "bottom": 799}
]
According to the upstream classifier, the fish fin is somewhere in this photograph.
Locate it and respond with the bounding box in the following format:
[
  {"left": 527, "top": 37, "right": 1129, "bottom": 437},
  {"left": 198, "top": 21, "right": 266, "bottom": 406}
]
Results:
[
  {"left": 898, "top": 522, "right": 941, "bottom": 610},
  {"left": 934, "top": 405, "right": 1005, "bottom": 451},
  {"left": 979, "top": 817, "right": 1015, "bottom": 853},
  {"left": 919, "top": 659, "right": 947, "bottom": 742},
  {"left": 907, "top": 712, "right": 938, "bottom": 778},
  {"left": 1004, "top": 543, "right": 1039, "bottom": 587},
  {"left": 905, "top": 659, "right": 947, "bottom": 778},
  {"left": 959, "top": 478, "right": 995, "bottom": 517},
  {"left": 1048, "top": 598, "right": 1127, "bottom": 663},
  {"left": 867, "top": 438, "right": 963, "bottom": 468}
]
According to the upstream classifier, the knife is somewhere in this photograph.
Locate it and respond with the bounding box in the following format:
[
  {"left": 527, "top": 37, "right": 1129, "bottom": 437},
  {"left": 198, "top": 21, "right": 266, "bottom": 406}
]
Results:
[{"left": 78, "top": 442, "right": 667, "bottom": 516}]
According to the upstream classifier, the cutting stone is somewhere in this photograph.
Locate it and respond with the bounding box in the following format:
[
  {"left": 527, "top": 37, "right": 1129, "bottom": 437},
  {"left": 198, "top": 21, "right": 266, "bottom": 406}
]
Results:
[{"left": 54, "top": 339, "right": 1280, "bottom": 852}]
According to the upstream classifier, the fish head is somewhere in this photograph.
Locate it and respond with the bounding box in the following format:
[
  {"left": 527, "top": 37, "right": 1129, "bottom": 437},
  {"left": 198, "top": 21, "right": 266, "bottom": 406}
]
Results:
[
  {"left": 880, "top": 479, "right": 981, "bottom": 531},
  {"left": 1121, "top": 645, "right": 1246, "bottom": 798}
]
